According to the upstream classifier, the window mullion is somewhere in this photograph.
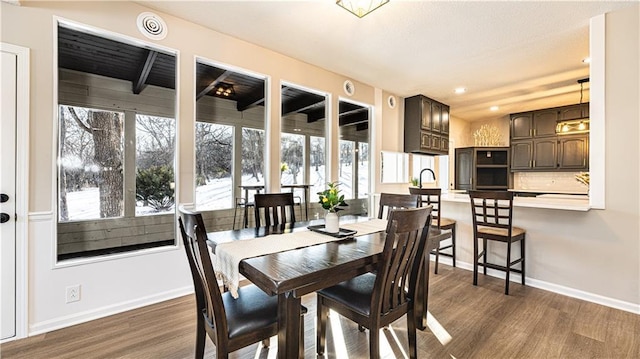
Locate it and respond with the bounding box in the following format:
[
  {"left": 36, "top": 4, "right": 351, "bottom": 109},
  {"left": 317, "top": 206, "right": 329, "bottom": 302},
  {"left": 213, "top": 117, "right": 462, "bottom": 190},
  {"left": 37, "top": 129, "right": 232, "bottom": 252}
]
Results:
[{"left": 123, "top": 110, "right": 136, "bottom": 217}]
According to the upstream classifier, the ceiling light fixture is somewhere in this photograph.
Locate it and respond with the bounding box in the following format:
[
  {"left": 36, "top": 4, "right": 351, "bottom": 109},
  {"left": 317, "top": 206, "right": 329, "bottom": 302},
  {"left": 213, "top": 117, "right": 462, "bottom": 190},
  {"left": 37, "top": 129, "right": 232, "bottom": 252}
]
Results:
[
  {"left": 336, "top": 0, "right": 389, "bottom": 18},
  {"left": 214, "top": 83, "right": 235, "bottom": 97},
  {"left": 454, "top": 87, "right": 466, "bottom": 94},
  {"left": 490, "top": 106, "right": 499, "bottom": 111}
]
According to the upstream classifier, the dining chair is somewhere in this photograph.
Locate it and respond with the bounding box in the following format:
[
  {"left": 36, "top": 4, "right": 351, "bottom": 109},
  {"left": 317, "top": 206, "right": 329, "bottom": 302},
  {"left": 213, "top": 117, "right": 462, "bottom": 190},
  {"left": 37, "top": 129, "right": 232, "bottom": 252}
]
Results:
[
  {"left": 377, "top": 193, "right": 420, "bottom": 220},
  {"left": 468, "top": 190, "right": 526, "bottom": 295},
  {"left": 316, "top": 206, "right": 433, "bottom": 359},
  {"left": 178, "top": 207, "right": 306, "bottom": 358},
  {"left": 409, "top": 187, "right": 457, "bottom": 274},
  {"left": 253, "top": 192, "right": 296, "bottom": 227}
]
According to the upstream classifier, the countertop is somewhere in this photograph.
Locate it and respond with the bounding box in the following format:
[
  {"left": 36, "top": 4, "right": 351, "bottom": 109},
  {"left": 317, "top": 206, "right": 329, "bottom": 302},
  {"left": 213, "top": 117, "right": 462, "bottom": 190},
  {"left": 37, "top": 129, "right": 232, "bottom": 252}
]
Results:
[{"left": 441, "top": 192, "right": 590, "bottom": 211}]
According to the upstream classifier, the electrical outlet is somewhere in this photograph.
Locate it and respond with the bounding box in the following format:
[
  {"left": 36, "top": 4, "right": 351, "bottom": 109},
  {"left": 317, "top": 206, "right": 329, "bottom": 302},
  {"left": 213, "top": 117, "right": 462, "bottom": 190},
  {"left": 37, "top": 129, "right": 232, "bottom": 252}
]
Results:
[{"left": 66, "top": 285, "right": 81, "bottom": 303}]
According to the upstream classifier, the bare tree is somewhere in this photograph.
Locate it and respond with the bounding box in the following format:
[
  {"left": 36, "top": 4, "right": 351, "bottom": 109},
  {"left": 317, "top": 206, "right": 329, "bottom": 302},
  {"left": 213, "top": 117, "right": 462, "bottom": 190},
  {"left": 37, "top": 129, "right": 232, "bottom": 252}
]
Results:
[{"left": 68, "top": 107, "right": 123, "bottom": 218}]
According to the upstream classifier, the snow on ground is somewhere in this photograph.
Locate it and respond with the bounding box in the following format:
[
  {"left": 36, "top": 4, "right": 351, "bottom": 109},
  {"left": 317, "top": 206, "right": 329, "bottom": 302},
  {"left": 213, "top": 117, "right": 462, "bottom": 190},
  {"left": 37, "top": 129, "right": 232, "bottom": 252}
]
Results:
[{"left": 64, "top": 164, "right": 368, "bottom": 220}]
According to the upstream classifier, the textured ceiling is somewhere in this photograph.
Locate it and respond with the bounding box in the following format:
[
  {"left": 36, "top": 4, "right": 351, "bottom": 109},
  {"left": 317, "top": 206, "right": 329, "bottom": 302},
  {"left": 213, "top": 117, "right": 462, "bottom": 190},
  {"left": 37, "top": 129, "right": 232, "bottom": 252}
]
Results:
[{"left": 139, "top": 0, "right": 636, "bottom": 121}]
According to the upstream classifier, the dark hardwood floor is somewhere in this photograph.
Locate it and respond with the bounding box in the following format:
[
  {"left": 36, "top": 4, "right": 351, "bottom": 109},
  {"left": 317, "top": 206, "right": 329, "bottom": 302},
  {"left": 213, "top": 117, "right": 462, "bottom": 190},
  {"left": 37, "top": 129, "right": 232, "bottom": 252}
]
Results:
[{"left": 2, "top": 265, "right": 639, "bottom": 358}]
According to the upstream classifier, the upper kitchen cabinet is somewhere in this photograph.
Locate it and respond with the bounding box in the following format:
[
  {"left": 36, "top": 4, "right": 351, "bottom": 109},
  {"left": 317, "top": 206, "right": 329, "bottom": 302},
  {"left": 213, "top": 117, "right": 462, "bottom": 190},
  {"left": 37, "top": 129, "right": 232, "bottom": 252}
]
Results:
[
  {"left": 510, "top": 103, "right": 589, "bottom": 172},
  {"left": 404, "top": 95, "right": 450, "bottom": 155},
  {"left": 559, "top": 103, "right": 589, "bottom": 121},
  {"left": 510, "top": 108, "right": 558, "bottom": 140}
]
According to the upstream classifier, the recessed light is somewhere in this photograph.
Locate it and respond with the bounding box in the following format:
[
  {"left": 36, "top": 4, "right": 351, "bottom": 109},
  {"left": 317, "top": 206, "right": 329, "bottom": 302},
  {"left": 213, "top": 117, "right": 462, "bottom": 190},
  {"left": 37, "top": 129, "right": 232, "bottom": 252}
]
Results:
[
  {"left": 490, "top": 106, "right": 499, "bottom": 111},
  {"left": 454, "top": 87, "right": 466, "bottom": 94},
  {"left": 582, "top": 57, "right": 591, "bottom": 64}
]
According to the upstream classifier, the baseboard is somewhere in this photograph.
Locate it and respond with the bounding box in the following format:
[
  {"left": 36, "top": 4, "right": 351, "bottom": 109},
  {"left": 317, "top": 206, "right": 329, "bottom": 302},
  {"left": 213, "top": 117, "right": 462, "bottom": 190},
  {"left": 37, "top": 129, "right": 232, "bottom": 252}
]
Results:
[
  {"left": 439, "top": 259, "right": 640, "bottom": 315},
  {"left": 28, "top": 286, "right": 193, "bottom": 336}
]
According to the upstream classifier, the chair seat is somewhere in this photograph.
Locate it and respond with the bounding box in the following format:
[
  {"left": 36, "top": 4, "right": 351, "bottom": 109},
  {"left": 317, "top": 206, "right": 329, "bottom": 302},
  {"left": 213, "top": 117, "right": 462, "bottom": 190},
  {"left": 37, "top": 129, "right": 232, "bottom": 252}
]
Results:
[
  {"left": 437, "top": 217, "right": 456, "bottom": 228},
  {"left": 223, "top": 285, "right": 278, "bottom": 339},
  {"left": 478, "top": 226, "right": 525, "bottom": 238},
  {"left": 223, "top": 284, "right": 307, "bottom": 339},
  {"left": 317, "top": 272, "right": 376, "bottom": 317}
]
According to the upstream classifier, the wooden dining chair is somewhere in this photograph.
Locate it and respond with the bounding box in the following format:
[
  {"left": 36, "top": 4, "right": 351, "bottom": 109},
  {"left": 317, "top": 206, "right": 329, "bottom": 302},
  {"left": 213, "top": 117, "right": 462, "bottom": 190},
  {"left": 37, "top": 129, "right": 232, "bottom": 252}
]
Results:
[
  {"left": 409, "top": 187, "right": 457, "bottom": 274},
  {"left": 469, "top": 190, "right": 526, "bottom": 295},
  {"left": 178, "top": 207, "right": 306, "bottom": 358},
  {"left": 253, "top": 192, "right": 296, "bottom": 227},
  {"left": 377, "top": 193, "right": 420, "bottom": 220},
  {"left": 316, "top": 206, "right": 433, "bottom": 359}
]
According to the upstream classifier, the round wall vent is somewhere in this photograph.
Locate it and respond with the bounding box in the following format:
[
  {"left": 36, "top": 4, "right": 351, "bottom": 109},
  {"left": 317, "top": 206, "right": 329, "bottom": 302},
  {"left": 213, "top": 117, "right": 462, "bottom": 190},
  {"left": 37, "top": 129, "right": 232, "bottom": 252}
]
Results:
[
  {"left": 343, "top": 80, "right": 355, "bottom": 96},
  {"left": 388, "top": 95, "right": 397, "bottom": 109},
  {"left": 137, "top": 12, "right": 167, "bottom": 40}
]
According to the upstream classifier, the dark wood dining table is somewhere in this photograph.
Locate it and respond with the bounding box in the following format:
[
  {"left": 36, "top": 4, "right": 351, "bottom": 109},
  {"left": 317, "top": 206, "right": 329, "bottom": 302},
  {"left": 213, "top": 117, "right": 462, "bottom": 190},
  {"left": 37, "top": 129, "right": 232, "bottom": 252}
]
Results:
[{"left": 207, "top": 216, "right": 448, "bottom": 359}]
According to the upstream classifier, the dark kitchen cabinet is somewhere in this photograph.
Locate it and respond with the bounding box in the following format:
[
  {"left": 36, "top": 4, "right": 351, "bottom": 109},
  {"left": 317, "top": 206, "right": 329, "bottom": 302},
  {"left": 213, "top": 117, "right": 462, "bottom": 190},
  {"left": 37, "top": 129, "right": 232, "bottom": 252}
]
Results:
[
  {"left": 559, "top": 103, "right": 589, "bottom": 121},
  {"left": 455, "top": 147, "right": 510, "bottom": 190},
  {"left": 510, "top": 109, "right": 557, "bottom": 140},
  {"left": 510, "top": 112, "right": 533, "bottom": 140},
  {"left": 532, "top": 109, "right": 559, "bottom": 137},
  {"left": 404, "top": 95, "right": 450, "bottom": 155},
  {"left": 558, "top": 134, "right": 589, "bottom": 170},
  {"left": 510, "top": 139, "right": 557, "bottom": 171},
  {"left": 511, "top": 141, "right": 533, "bottom": 170},
  {"left": 510, "top": 103, "right": 589, "bottom": 172}
]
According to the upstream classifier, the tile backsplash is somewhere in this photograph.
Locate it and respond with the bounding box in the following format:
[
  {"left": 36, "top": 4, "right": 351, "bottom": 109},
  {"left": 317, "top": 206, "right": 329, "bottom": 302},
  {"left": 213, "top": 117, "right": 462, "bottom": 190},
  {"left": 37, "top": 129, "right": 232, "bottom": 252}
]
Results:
[{"left": 514, "top": 172, "right": 588, "bottom": 194}]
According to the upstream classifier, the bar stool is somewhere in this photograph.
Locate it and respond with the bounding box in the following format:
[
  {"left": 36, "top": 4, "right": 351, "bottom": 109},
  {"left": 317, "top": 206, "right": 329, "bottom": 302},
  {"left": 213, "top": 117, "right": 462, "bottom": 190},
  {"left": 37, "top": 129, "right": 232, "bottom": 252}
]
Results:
[
  {"left": 469, "top": 190, "right": 526, "bottom": 295},
  {"left": 409, "top": 187, "right": 456, "bottom": 274}
]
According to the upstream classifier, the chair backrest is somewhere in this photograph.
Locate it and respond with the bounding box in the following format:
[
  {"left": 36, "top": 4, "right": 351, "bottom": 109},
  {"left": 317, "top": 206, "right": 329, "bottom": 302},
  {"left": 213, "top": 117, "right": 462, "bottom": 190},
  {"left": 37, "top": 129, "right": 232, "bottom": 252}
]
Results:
[
  {"left": 468, "top": 190, "right": 515, "bottom": 236},
  {"left": 371, "top": 206, "right": 433, "bottom": 316},
  {"left": 253, "top": 192, "right": 296, "bottom": 227},
  {"left": 377, "top": 193, "right": 420, "bottom": 219},
  {"left": 178, "top": 207, "right": 228, "bottom": 346},
  {"left": 409, "top": 187, "right": 442, "bottom": 229}
]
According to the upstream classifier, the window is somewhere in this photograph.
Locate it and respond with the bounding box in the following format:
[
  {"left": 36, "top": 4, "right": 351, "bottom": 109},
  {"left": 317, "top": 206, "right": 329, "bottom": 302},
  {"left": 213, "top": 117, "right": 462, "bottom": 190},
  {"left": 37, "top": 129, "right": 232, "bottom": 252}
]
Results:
[
  {"left": 381, "top": 151, "right": 409, "bottom": 183},
  {"left": 241, "top": 128, "right": 265, "bottom": 192},
  {"left": 358, "top": 142, "right": 369, "bottom": 199},
  {"left": 310, "top": 136, "right": 326, "bottom": 197},
  {"left": 281, "top": 133, "right": 305, "bottom": 185},
  {"left": 136, "top": 114, "right": 176, "bottom": 216},
  {"left": 195, "top": 122, "right": 233, "bottom": 210},
  {"left": 412, "top": 154, "right": 436, "bottom": 184},
  {"left": 56, "top": 23, "right": 177, "bottom": 260},
  {"left": 339, "top": 140, "right": 355, "bottom": 199},
  {"left": 58, "top": 105, "right": 124, "bottom": 222}
]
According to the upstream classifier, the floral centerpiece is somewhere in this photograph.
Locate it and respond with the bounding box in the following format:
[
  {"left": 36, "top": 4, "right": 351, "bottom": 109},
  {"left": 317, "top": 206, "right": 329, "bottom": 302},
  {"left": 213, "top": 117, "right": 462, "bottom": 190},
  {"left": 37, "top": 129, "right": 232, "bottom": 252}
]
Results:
[
  {"left": 317, "top": 182, "right": 348, "bottom": 232},
  {"left": 318, "top": 181, "right": 348, "bottom": 213}
]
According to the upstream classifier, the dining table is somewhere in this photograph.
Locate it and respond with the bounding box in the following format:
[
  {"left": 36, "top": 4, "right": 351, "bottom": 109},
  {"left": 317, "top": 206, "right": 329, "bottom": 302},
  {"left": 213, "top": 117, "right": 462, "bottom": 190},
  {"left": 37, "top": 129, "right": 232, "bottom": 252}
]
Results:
[{"left": 207, "top": 216, "right": 449, "bottom": 359}]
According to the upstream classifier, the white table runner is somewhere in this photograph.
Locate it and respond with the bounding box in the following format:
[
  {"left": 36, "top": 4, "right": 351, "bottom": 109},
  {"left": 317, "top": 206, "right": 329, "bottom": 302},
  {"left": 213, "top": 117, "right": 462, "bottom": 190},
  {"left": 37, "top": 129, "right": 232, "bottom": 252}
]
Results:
[{"left": 212, "top": 218, "right": 388, "bottom": 298}]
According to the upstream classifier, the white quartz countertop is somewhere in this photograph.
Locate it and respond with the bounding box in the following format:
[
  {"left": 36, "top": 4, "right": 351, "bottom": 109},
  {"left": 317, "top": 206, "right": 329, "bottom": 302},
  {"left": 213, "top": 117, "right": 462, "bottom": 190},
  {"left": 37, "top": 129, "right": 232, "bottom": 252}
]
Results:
[{"left": 441, "top": 193, "right": 590, "bottom": 211}]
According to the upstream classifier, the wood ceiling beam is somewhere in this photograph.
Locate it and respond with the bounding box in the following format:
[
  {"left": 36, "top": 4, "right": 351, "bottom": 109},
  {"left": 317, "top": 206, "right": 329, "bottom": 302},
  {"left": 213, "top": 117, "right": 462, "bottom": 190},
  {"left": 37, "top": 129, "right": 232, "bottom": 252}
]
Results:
[
  {"left": 133, "top": 49, "right": 158, "bottom": 94},
  {"left": 306, "top": 108, "right": 326, "bottom": 122},
  {"left": 339, "top": 111, "right": 368, "bottom": 127},
  {"left": 237, "top": 86, "right": 266, "bottom": 111},
  {"left": 196, "top": 70, "right": 232, "bottom": 101}
]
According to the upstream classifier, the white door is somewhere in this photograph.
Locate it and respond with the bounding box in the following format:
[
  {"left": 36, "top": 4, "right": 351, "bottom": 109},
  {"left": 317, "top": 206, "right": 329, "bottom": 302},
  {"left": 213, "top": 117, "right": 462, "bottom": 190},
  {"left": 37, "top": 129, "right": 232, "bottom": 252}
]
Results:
[{"left": 1, "top": 50, "right": 17, "bottom": 340}]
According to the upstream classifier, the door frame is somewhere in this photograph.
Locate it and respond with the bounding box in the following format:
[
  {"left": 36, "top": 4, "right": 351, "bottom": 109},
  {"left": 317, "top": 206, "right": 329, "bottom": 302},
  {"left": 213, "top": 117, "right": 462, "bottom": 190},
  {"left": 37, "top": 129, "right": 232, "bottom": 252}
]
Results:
[{"left": 1, "top": 42, "right": 30, "bottom": 341}]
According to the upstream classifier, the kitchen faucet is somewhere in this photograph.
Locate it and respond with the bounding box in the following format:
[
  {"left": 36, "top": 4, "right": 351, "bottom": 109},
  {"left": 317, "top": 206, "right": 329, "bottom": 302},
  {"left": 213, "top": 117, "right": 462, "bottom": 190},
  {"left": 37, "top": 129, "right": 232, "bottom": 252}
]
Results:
[{"left": 419, "top": 168, "right": 436, "bottom": 188}]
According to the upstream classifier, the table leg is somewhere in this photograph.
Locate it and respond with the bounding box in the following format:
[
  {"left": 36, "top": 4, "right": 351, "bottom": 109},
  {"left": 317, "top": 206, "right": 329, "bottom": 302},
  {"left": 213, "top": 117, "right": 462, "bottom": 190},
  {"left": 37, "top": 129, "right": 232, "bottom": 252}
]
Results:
[{"left": 277, "top": 292, "right": 302, "bottom": 359}]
